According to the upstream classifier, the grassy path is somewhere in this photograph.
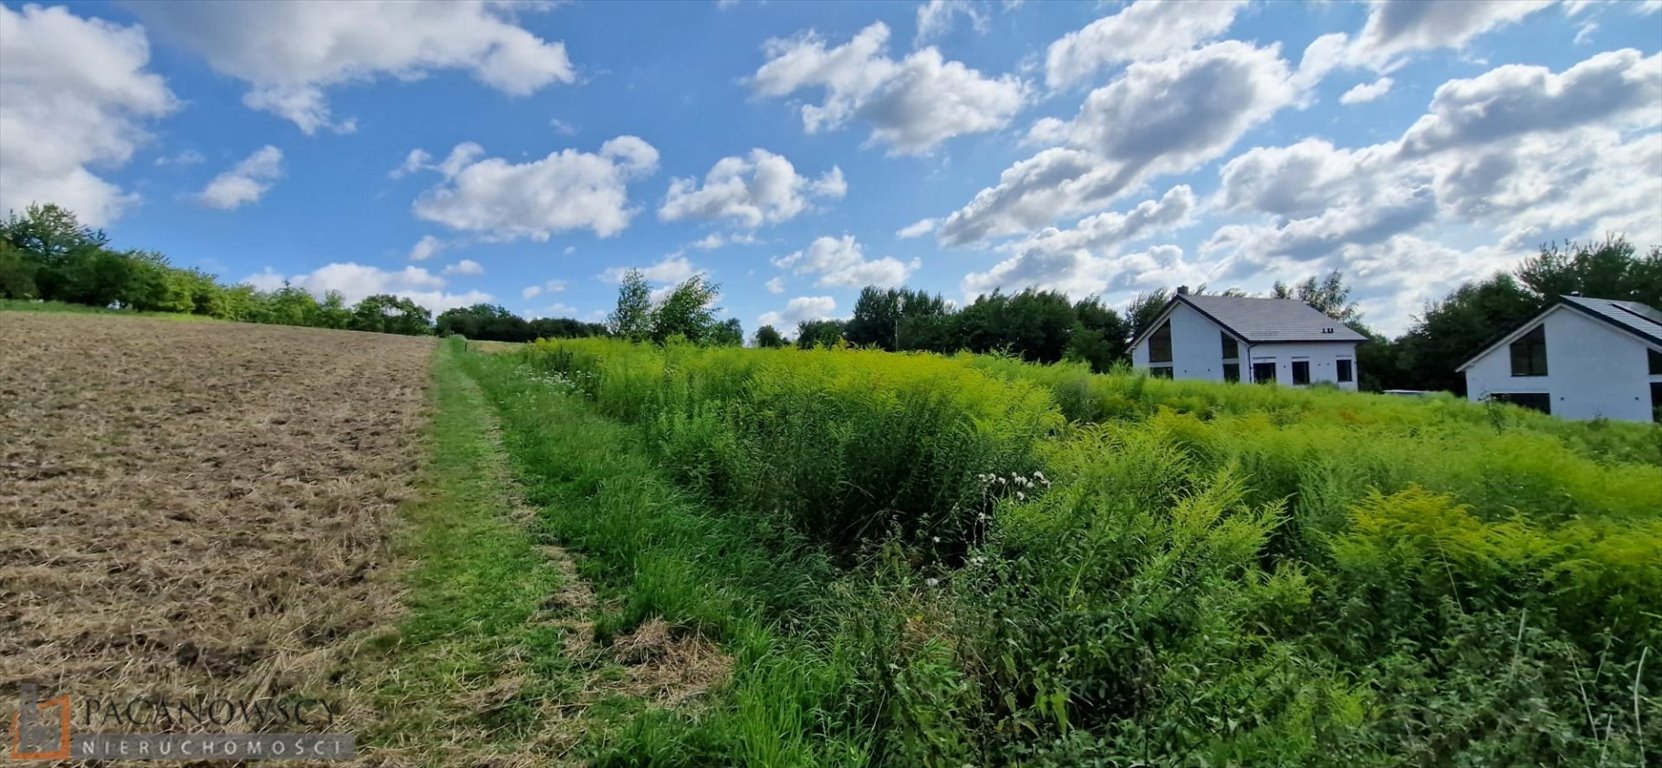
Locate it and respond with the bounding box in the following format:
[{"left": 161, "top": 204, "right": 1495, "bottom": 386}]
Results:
[
  {"left": 365, "top": 339, "right": 768, "bottom": 766},
  {"left": 453, "top": 344, "right": 867, "bottom": 766},
  {"left": 362, "top": 340, "right": 591, "bottom": 766}
]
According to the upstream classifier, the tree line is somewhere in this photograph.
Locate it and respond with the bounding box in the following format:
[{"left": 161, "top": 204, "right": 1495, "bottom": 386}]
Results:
[
  {"left": 11, "top": 202, "right": 1655, "bottom": 391},
  {"left": 749, "top": 237, "right": 1659, "bottom": 394},
  {"left": 1379, "top": 237, "right": 1661, "bottom": 393},
  {"left": 0, "top": 204, "right": 604, "bottom": 340}
]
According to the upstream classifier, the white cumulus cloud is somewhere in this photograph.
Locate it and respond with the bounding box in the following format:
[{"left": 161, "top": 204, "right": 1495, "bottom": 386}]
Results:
[
  {"left": 1045, "top": 0, "right": 1248, "bottom": 88},
  {"left": 937, "top": 41, "right": 1297, "bottom": 246},
  {"left": 197, "top": 146, "right": 284, "bottom": 210},
  {"left": 0, "top": 4, "right": 176, "bottom": 226},
  {"left": 1399, "top": 48, "right": 1661, "bottom": 156},
  {"left": 1202, "top": 49, "right": 1662, "bottom": 321},
  {"left": 1351, "top": 0, "right": 1554, "bottom": 69},
  {"left": 521, "top": 280, "right": 565, "bottom": 300},
  {"left": 956, "top": 186, "right": 1198, "bottom": 300},
  {"left": 408, "top": 235, "right": 444, "bottom": 262},
  {"left": 750, "top": 21, "right": 1026, "bottom": 154},
  {"left": 1339, "top": 77, "right": 1394, "bottom": 104},
  {"left": 411, "top": 137, "right": 660, "bottom": 241},
  {"left": 758, "top": 295, "right": 838, "bottom": 329},
  {"left": 962, "top": 243, "right": 1203, "bottom": 300},
  {"left": 896, "top": 218, "right": 939, "bottom": 239},
  {"left": 915, "top": 0, "right": 989, "bottom": 43},
  {"left": 600, "top": 255, "right": 699, "bottom": 285},
  {"left": 442, "top": 259, "right": 483, "bottom": 276},
  {"left": 659, "top": 149, "right": 845, "bottom": 227},
  {"left": 1005, "top": 184, "right": 1196, "bottom": 257},
  {"left": 129, "top": 1, "right": 575, "bottom": 134},
  {"left": 771, "top": 235, "right": 919, "bottom": 288}
]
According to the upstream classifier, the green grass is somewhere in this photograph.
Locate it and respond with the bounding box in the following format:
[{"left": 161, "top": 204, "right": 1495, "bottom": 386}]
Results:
[
  {"left": 360, "top": 340, "right": 585, "bottom": 763},
  {"left": 0, "top": 298, "right": 224, "bottom": 320}
]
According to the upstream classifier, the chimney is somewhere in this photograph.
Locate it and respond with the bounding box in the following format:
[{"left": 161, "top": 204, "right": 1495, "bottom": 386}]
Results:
[{"left": 1176, "top": 285, "right": 1190, "bottom": 295}]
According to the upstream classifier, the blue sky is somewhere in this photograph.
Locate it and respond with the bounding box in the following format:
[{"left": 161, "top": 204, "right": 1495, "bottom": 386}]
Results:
[{"left": 2, "top": 1, "right": 1658, "bottom": 335}]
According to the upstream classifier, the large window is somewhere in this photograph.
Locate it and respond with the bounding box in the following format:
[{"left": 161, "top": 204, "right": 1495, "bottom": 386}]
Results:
[
  {"left": 1221, "top": 333, "right": 1239, "bottom": 360},
  {"left": 1509, "top": 325, "right": 1548, "bottom": 377},
  {"left": 1149, "top": 320, "right": 1173, "bottom": 364},
  {"left": 1490, "top": 392, "right": 1551, "bottom": 415},
  {"left": 1149, "top": 366, "right": 1173, "bottom": 379},
  {"left": 1291, "top": 360, "right": 1311, "bottom": 385},
  {"left": 1336, "top": 359, "right": 1354, "bottom": 383},
  {"left": 1223, "top": 363, "right": 1240, "bottom": 383},
  {"left": 1649, "top": 348, "right": 1662, "bottom": 376},
  {"left": 1252, "top": 361, "right": 1277, "bottom": 384}
]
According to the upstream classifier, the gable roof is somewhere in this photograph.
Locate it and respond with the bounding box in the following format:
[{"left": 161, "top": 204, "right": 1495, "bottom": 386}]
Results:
[
  {"left": 1455, "top": 295, "right": 1662, "bottom": 372},
  {"left": 1561, "top": 295, "right": 1662, "bottom": 346},
  {"left": 1130, "top": 293, "right": 1367, "bottom": 350}
]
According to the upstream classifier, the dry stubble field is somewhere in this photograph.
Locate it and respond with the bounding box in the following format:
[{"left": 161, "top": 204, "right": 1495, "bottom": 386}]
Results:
[{"left": 1, "top": 313, "right": 432, "bottom": 738}]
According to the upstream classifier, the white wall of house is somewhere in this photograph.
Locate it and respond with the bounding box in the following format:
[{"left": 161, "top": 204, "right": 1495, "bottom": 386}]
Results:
[
  {"left": 1132, "top": 303, "right": 1360, "bottom": 390},
  {"left": 1244, "top": 341, "right": 1361, "bottom": 391},
  {"left": 1464, "top": 306, "right": 1658, "bottom": 422},
  {"left": 1131, "top": 302, "right": 1231, "bottom": 380}
]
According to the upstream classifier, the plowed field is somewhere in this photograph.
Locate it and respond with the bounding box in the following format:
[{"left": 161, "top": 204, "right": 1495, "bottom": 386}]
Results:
[{"left": 1, "top": 313, "right": 432, "bottom": 725}]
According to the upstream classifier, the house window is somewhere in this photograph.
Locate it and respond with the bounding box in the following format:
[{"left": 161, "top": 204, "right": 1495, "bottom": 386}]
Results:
[
  {"left": 1221, "top": 333, "right": 1239, "bottom": 360},
  {"left": 1291, "top": 360, "right": 1311, "bottom": 385},
  {"left": 1490, "top": 392, "right": 1551, "bottom": 415},
  {"left": 1149, "top": 365, "right": 1173, "bottom": 379},
  {"left": 1652, "top": 382, "right": 1662, "bottom": 423},
  {"left": 1336, "top": 359, "right": 1354, "bottom": 383},
  {"left": 1149, "top": 320, "right": 1173, "bottom": 364},
  {"left": 1252, "top": 362, "right": 1277, "bottom": 384},
  {"left": 1649, "top": 348, "right": 1662, "bottom": 376},
  {"left": 1223, "top": 363, "right": 1240, "bottom": 383},
  {"left": 1509, "top": 325, "right": 1548, "bottom": 377}
]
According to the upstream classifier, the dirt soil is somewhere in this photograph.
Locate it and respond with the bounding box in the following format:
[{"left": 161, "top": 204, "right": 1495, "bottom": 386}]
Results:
[{"left": 0, "top": 314, "right": 432, "bottom": 735}]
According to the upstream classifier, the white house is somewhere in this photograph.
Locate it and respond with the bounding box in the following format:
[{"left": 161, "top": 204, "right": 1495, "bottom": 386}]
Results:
[
  {"left": 1129, "top": 290, "right": 1366, "bottom": 390},
  {"left": 1458, "top": 295, "right": 1662, "bottom": 422}
]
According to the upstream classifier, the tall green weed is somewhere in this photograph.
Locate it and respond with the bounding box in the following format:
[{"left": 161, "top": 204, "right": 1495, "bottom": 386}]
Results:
[{"left": 490, "top": 339, "right": 1658, "bottom": 765}]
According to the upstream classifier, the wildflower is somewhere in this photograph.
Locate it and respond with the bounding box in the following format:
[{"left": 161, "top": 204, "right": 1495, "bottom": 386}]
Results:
[
  {"left": 925, "top": 578, "right": 939, "bottom": 587},
  {"left": 1016, "top": 491, "right": 1025, "bottom": 501},
  {"left": 931, "top": 536, "right": 941, "bottom": 543}
]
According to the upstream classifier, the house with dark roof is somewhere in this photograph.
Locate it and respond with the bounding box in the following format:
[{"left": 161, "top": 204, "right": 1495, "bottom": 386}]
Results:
[
  {"left": 1458, "top": 295, "right": 1662, "bottom": 422},
  {"left": 1129, "top": 288, "right": 1367, "bottom": 390}
]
